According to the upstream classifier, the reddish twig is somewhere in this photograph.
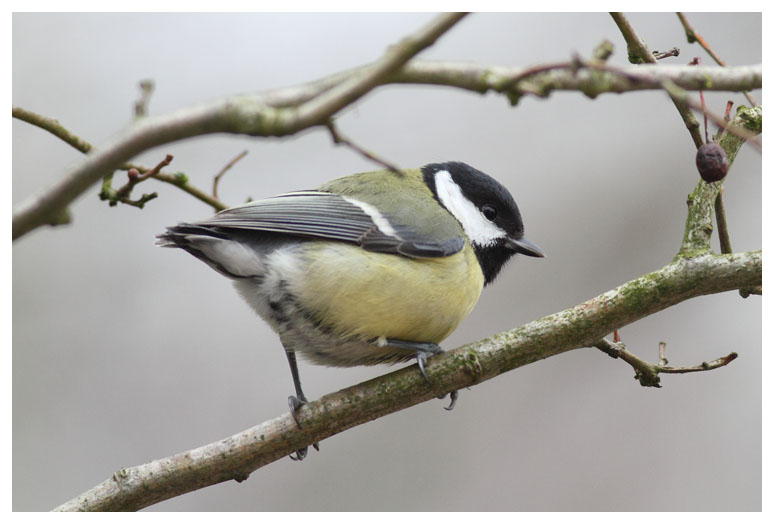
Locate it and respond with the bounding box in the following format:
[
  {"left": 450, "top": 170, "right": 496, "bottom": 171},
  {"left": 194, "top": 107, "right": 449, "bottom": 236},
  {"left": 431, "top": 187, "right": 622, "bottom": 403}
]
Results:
[
  {"left": 676, "top": 12, "right": 757, "bottom": 106},
  {"left": 212, "top": 150, "right": 249, "bottom": 200},
  {"left": 325, "top": 120, "right": 403, "bottom": 175},
  {"left": 653, "top": 47, "right": 680, "bottom": 60}
]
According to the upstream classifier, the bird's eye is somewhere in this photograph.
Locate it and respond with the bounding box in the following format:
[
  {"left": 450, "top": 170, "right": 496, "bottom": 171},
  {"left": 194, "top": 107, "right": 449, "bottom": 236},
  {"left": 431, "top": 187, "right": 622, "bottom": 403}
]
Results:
[{"left": 482, "top": 204, "right": 498, "bottom": 221}]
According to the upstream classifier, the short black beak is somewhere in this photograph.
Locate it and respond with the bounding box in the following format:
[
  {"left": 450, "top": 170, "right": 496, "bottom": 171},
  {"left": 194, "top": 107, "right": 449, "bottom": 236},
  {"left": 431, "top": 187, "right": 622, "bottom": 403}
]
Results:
[{"left": 507, "top": 237, "right": 545, "bottom": 258}]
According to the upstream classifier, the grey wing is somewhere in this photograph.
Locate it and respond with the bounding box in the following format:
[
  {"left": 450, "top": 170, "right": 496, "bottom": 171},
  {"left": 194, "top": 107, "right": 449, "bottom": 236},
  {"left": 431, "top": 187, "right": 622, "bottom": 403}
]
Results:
[{"left": 194, "top": 191, "right": 464, "bottom": 258}]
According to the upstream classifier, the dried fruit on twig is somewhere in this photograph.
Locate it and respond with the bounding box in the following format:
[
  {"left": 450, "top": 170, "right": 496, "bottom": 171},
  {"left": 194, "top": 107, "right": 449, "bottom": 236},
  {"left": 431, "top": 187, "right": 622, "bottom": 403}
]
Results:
[{"left": 695, "top": 142, "right": 729, "bottom": 182}]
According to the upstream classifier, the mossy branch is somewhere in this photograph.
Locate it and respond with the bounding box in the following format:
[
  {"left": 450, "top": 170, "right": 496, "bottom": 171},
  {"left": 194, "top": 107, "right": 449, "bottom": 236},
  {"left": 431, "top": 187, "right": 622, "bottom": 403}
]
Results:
[
  {"left": 678, "top": 105, "right": 762, "bottom": 257},
  {"left": 53, "top": 249, "right": 760, "bottom": 511},
  {"left": 12, "top": 58, "right": 760, "bottom": 240},
  {"left": 12, "top": 13, "right": 467, "bottom": 240}
]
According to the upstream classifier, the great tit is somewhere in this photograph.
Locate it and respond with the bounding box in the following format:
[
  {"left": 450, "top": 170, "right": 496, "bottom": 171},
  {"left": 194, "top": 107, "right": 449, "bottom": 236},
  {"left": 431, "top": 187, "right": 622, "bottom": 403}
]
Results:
[{"left": 158, "top": 161, "right": 543, "bottom": 457}]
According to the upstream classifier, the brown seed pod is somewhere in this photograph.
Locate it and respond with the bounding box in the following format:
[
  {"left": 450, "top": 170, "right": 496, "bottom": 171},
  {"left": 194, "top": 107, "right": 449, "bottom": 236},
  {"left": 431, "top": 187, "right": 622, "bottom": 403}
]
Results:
[{"left": 695, "top": 142, "right": 729, "bottom": 183}]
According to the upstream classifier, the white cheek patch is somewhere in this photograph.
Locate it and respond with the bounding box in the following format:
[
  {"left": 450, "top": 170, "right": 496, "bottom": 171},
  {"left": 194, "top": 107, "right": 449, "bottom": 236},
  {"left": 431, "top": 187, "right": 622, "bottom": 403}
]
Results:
[
  {"left": 342, "top": 196, "right": 400, "bottom": 239},
  {"left": 434, "top": 170, "right": 506, "bottom": 247}
]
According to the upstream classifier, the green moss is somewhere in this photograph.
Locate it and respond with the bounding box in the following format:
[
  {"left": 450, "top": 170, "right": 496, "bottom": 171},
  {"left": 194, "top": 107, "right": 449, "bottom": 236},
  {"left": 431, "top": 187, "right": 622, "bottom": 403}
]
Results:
[{"left": 460, "top": 349, "right": 483, "bottom": 378}]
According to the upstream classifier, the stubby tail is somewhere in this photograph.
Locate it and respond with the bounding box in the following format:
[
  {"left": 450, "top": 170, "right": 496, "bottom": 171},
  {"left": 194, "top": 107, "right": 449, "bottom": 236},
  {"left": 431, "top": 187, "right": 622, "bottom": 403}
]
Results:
[{"left": 156, "top": 224, "right": 263, "bottom": 279}]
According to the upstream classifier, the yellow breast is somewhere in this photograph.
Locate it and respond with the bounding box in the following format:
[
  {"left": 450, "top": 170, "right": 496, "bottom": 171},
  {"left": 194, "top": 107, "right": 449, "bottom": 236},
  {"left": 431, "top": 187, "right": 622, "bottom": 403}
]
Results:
[{"left": 293, "top": 241, "right": 484, "bottom": 344}]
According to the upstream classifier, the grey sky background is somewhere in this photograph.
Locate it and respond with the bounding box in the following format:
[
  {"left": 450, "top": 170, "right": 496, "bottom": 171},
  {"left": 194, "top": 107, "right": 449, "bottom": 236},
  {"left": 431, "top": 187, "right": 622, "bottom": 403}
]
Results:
[{"left": 13, "top": 13, "right": 761, "bottom": 511}]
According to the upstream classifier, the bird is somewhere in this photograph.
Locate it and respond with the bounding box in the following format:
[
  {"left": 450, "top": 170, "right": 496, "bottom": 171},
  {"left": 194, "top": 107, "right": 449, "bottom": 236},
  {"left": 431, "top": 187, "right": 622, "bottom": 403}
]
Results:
[{"left": 157, "top": 161, "right": 544, "bottom": 459}]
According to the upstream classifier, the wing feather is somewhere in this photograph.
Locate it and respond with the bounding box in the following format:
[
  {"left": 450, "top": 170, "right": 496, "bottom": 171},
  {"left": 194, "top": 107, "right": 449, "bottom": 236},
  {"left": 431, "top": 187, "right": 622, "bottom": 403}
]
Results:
[{"left": 194, "top": 191, "right": 463, "bottom": 258}]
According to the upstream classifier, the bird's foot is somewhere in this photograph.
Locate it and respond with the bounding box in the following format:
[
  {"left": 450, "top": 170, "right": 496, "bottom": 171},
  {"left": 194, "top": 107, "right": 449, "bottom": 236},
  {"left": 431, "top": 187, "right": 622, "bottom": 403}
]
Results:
[{"left": 287, "top": 394, "right": 320, "bottom": 461}]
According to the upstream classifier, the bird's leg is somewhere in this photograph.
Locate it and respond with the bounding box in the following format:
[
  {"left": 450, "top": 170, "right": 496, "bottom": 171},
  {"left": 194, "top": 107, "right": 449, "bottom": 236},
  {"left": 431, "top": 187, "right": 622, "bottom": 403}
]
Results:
[
  {"left": 382, "top": 339, "right": 459, "bottom": 410},
  {"left": 284, "top": 349, "right": 319, "bottom": 461}
]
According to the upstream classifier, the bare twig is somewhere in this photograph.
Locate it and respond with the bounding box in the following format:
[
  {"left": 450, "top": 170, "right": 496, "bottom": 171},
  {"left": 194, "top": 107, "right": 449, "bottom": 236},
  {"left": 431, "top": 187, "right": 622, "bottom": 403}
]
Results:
[
  {"left": 12, "top": 106, "right": 94, "bottom": 153},
  {"left": 100, "top": 154, "right": 173, "bottom": 209},
  {"left": 653, "top": 47, "right": 680, "bottom": 60},
  {"left": 593, "top": 39, "right": 614, "bottom": 61},
  {"left": 13, "top": 58, "right": 760, "bottom": 240},
  {"left": 658, "top": 341, "right": 668, "bottom": 367},
  {"left": 116, "top": 154, "right": 172, "bottom": 196},
  {"left": 54, "top": 250, "right": 761, "bottom": 511},
  {"left": 13, "top": 106, "right": 228, "bottom": 212},
  {"left": 714, "top": 189, "right": 733, "bottom": 254},
  {"left": 677, "top": 12, "right": 757, "bottom": 106},
  {"left": 212, "top": 150, "right": 248, "bottom": 200},
  {"left": 12, "top": 13, "right": 467, "bottom": 240},
  {"left": 594, "top": 338, "right": 737, "bottom": 387},
  {"left": 689, "top": 56, "right": 711, "bottom": 143},
  {"left": 325, "top": 121, "right": 403, "bottom": 174},
  {"left": 134, "top": 79, "right": 154, "bottom": 118},
  {"left": 578, "top": 60, "right": 761, "bottom": 151},
  {"left": 661, "top": 352, "right": 738, "bottom": 374},
  {"left": 17, "top": 60, "right": 756, "bottom": 239},
  {"left": 610, "top": 12, "right": 704, "bottom": 148},
  {"left": 290, "top": 12, "right": 468, "bottom": 130}
]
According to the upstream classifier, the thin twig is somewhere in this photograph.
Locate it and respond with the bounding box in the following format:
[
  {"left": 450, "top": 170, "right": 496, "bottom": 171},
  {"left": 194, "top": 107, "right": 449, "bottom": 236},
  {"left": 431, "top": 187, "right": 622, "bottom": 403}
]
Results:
[
  {"left": 12, "top": 106, "right": 94, "bottom": 153},
  {"left": 689, "top": 56, "right": 711, "bottom": 144},
  {"left": 653, "top": 47, "right": 680, "bottom": 60},
  {"left": 676, "top": 12, "right": 757, "bottom": 106},
  {"left": 660, "top": 352, "right": 738, "bottom": 374},
  {"left": 664, "top": 81, "right": 761, "bottom": 151},
  {"left": 13, "top": 106, "right": 229, "bottom": 212},
  {"left": 100, "top": 154, "right": 173, "bottom": 209},
  {"left": 578, "top": 60, "right": 762, "bottom": 151},
  {"left": 134, "top": 80, "right": 154, "bottom": 118},
  {"left": 594, "top": 337, "right": 737, "bottom": 387},
  {"left": 714, "top": 189, "right": 733, "bottom": 254},
  {"left": 292, "top": 12, "right": 468, "bottom": 129},
  {"left": 325, "top": 121, "right": 403, "bottom": 175},
  {"left": 13, "top": 59, "right": 762, "bottom": 240},
  {"left": 658, "top": 342, "right": 668, "bottom": 367},
  {"left": 212, "top": 150, "right": 248, "bottom": 200},
  {"left": 12, "top": 13, "right": 467, "bottom": 241},
  {"left": 116, "top": 154, "right": 173, "bottom": 197},
  {"left": 610, "top": 12, "right": 704, "bottom": 149}
]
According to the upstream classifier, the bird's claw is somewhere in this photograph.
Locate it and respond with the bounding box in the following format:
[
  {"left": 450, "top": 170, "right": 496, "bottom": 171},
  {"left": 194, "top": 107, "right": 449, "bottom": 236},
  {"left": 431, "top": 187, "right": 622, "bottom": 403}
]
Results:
[
  {"left": 287, "top": 394, "right": 319, "bottom": 460},
  {"left": 439, "top": 390, "right": 458, "bottom": 411}
]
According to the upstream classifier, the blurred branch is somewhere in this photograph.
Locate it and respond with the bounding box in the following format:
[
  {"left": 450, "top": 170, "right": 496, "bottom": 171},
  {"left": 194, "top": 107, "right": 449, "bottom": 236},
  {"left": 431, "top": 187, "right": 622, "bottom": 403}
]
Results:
[
  {"left": 325, "top": 120, "right": 403, "bottom": 174},
  {"left": 13, "top": 106, "right": 229, "bottom": 213},
  {"left": 12, "top": 56, "right": 760, "bottom": 240},
  {"left": 99, "top": 155, "right": 172, "bottom": 209},
  {"left": 676, "top": 12, "right": 757, "bottom": 106},
  {"left": 12, "top": 13, "right": 466, "bottom": 240},
  {"left": 212, "top": 150, "right": 248, "bottom": 201},
  {"left": 134, "top": 79, "right": 154, "bottom": 118},
  {"left": 54, "top": 249, "right": 761, "bottom": 511},
  {"left": 610, "top": 12, "right": 704, "bottom": 148}
]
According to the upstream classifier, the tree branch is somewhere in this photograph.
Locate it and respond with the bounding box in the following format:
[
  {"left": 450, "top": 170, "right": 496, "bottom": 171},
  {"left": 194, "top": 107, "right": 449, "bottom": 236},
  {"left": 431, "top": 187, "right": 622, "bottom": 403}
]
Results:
[
  {"left": 679, "top": 105, "right": 762, "bottom": 256},
  {"left": 11, "top": 13, "right": 466, "bottom": 240},
  {"left": 52, "top": 249, "right": 761, "bottom": 511},
  {"left": 12, "top": 106, "right": 229, "bottom": 213},
  {"left": 594, "top": 338, "right": 737, "bottom": 387},
  {"left": 676, "top": 12, "right": 757, "bottom": 106},
  {"left": 610, "top": 12, "right": 704, "bottom": 148},
  {"left": 12, "top": 58, "right": 761, "bottom": 240}
]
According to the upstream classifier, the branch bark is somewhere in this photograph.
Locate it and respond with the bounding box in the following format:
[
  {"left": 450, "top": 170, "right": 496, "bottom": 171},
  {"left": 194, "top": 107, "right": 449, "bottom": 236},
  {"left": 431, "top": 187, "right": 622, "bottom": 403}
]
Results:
[
  {"left": 12, "top": 12, "right": 467, "bottom": 240},
  {"left": 12, "top": 60, "right": 761, "bottom": 240},
  {"left": 53, "top": 249, "right": 761, "bottom": 511},
  {"left": 611, "top": 11, "right": 704, "bottom": 148}
]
